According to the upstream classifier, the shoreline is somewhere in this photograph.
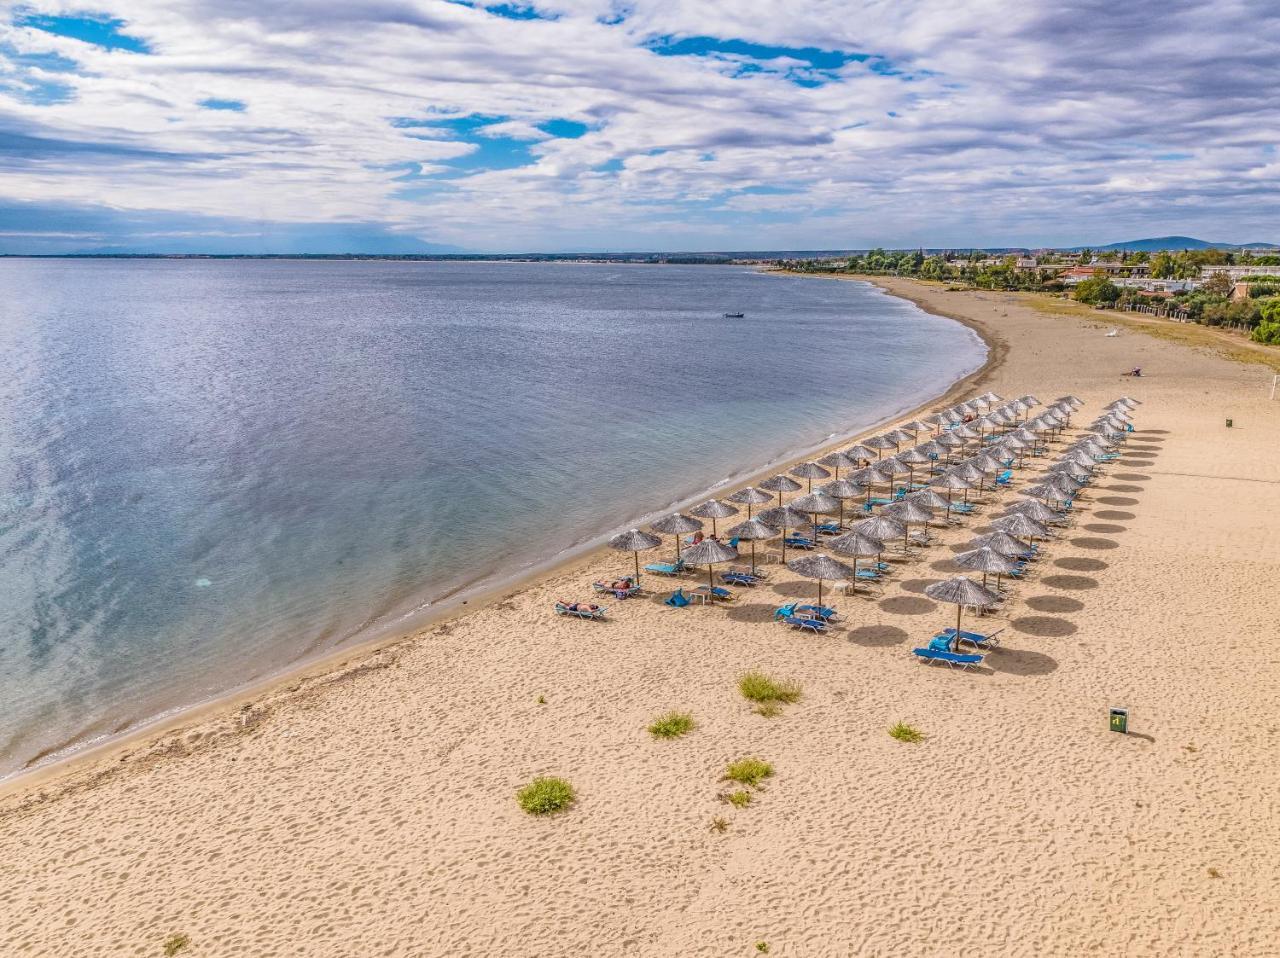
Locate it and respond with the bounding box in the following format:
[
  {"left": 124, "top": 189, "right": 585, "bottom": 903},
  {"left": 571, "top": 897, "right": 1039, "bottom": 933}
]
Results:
[
  {"left": 6, "top": 276, "right": 1278, "bottom": 955},
  {"left": 0, "top": 278, "right": 1001, "bottom": 802}
]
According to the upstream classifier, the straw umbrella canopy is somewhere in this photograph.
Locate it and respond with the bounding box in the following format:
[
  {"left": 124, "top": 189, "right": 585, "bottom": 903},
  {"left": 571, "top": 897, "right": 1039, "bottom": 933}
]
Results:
[
  {"left": 786, "top": 553, "right": 857, "bottom": 609},
  {"left": 907, "top": 487, "right": 954, "bottom": 522},
  {"left": 758, "top": 474, "right": 803, "bottom": 505},
  {"left": 902, "top": 419, "right": 932, "bottom": 435},
  {"left": 650, "top": 512, "right": 703, "bottom": 560},
  {"left": 972, "top": 451, "right": 1005, "bottom": 475},
  {"left": 819, "top": 478, "right": 865, "bottom": 529},
  {"left": 993, "top": 512, "right": 1051, "bottom": 545},
  {"left": 971, "top": 529, "right": 1034, "bottom": 557},
  {"left": 954, "top": 461, "right": 988, "bottom": 494},
  {"left": 727, "top": 486, "right": 774, "bottom": 519},
  {"left": 925, "top": 576, "right": 1004, "bottom": 650},
  {"left": 954, "top": 546, "right": 1020, "bottom": 591},
  {"left": 932, "top": 470, "right": 975, "bottom": 506},
  {"left": 863, "top": 434, "right": 898, "bottom": 457},
  {"left": 1048, "top": 461, "right": 1091, "bottom": 482},
  {"left": 882, "top": 498, "right": 934, "bottom": 550},
  {"left": 886, "top": 428, "right": 915, "bottom": 446},
  {"left": 757, "top": 505, "right": 812, "bottom": 563},
  {"left": 689, "top": 498, "right": 738, "bottom": 536},
  {"left": 1002, "top": 498, "right": 1061, "bottom": 524},
  {"left": 790, "top": 490, "right": 841, "bottom": 542},
  {"left": 828, "top": 530, "right": 885, "bottom": 594},
  {"left": 682, "top": 537, "right": 740, "bottom": 596},
  {"left": 608, "top": 528, "right": 663, "bottom": 585},
  {"left": 853, "top": 514, "right": 905, "bottom": 567},
  {"left": 846, "top": 443, "right": 878, "bottom": 464},
  {"left": 790, "top": 461, "right": 832, "bottom": 492},
  {"left": 896, "top": 446, "right": 932, "bottom": 487},
  {"left": 852, "top": 463, "right": 895, "bottom": 507},
  {"left": 819, "top": 450, "right": 860, "bottom": 478},
  {"left": 980, "top": 391, "right": 1003, "bottom": 404},
  {"left": 725, "top": 518, "right": 779, "bottom": 575}
]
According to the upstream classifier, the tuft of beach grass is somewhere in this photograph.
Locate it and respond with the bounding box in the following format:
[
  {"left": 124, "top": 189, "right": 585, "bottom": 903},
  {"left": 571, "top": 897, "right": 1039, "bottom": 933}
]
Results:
[
  {"left": 647, "top": 711, "right": 695, "bottom": 739},
  {"left": 738, "top": 671, "right": 801, "bottom": 705},
  {"left": 889, "top": 721, "right": 924, "bottom": 743},
  {"left": 723, "top": 757, "right": 774, "bottom": 788},
  {"left": 516, "top": 776, "right": 576, "bottom": 815}
]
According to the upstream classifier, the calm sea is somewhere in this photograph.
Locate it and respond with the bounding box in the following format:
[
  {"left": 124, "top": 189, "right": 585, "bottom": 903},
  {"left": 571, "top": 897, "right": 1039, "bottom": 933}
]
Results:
[{"left": 0, "top": 260, "right": 984, "bottom": 776}]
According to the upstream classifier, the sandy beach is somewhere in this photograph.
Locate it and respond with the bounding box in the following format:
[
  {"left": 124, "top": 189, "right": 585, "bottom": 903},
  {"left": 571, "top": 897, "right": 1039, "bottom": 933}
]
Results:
[{"left": 3, "top": 278, "right": 1278, "bottom": 957}]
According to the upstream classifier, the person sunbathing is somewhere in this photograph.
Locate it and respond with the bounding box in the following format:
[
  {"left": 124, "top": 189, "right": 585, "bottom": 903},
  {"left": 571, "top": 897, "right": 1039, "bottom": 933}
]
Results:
[
  {"left": 560, "top": 600, "right": 600, "bottom": 612},
  {"left": 609, "top": 579, "right": 632, "bottom": 590}
]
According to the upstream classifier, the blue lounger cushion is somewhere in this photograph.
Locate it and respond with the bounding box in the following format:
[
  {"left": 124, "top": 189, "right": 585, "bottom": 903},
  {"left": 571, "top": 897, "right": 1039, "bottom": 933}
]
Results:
[
  {"left": 912, "top": 646, "right": 984, "bottom": 668},
  {"left": 938, "top": 627, "right": 1004, "bottom": 649}
]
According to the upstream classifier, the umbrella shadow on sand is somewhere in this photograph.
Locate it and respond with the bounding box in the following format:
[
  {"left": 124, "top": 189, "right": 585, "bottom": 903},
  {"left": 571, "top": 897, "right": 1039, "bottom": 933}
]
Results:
[
  {"left": 724, "top": 602, "right": 779, "bottom": 624},
  {"left": 877, "top": 595, "right": 936, "bottom": 615},
  {"left": 1011, "top": 615, "right": 1078, "bottom": 637},
  {"left": 989, "top": 647, "right": 1059, "bottom": 676},
  {"left": 846, "top": 624, "right": 908, "bottom": 648}
]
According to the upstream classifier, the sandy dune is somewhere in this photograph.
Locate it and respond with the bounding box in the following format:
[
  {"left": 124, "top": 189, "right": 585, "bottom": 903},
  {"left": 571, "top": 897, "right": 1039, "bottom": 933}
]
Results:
[{"left": 2, "top": 279, "right": 1278, "bottom": 957}]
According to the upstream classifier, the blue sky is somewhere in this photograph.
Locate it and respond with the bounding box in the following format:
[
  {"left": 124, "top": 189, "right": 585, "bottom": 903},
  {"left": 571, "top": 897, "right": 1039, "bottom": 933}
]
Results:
[{"left": 0, "top": 1, "right": 1277, "bottom": 253}]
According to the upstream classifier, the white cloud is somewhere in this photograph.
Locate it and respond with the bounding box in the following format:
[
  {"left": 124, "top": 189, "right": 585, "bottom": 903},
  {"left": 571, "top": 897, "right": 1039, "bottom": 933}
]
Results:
[{"left": 1, "top": 0, "right": 1278, "bottom": 250}]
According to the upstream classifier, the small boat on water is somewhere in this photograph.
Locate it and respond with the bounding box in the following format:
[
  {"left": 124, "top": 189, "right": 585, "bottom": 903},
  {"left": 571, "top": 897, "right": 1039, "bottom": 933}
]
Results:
[{"left": 724, "top": 311, "right": 745, "bottom": 318}]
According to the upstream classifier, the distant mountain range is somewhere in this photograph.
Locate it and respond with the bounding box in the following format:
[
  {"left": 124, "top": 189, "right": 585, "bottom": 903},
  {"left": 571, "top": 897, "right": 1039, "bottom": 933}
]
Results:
[{"left": 1086, "top": 236, "right": 1278, "bottom": 252}]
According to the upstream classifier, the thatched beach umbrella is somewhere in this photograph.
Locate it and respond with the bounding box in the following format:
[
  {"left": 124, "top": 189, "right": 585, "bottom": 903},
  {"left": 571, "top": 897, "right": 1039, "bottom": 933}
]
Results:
[
  {"left": 864, "top": 435, "right": 898, "bottom": 458},
  {"left": 725, "top": 518, "right": 778, "bottom": 575},
  {"left": 758, "top": 505, "right": 812, "bottom": 564},
  {"left": 907, "top": 487, "right": 954, "bottom": 523},
  {"left": 791, "top": 490, "right": 840, "bottom": 542},
  {"left": 727, "top": 486, "right": 774, "bottom": 519},
  {"left": 690, "top": 498, "right": 738, "bottom": 537},
  {"left": 883, "top": 497, "right": 934, "bottom": 547},
  {"left": 786, "top": 553, "right": 857, "bottom": 610},
  {"left": 846, "top": 443, "right": 878, "bottom": 465},
  {"left": 683, "top": 537, "right": 740, "bottom": 597},
  {"left": 993, "top": 512, "right": 1051, "bottom": 545},
  {"left": 1003, "top": 498, "right": 1062, "bottom": 524},
  {"left": 790, "top": 461, "right": 831, "bottom": 492},
  {"left": 828, "top": 530, "right": 884, "bottom": 594},
  {"left": 925, "top": 576, "right": 1004, "bottom": 650},
  {"left": 853, "top": 514, "right": 905, "bottom": 567},
  {"left": 896, "top": 446, "right": 932, "bottom": 487},
  {"left": 819, "top": 450, "right": 860, "bottom": 478},
  {"left": 954, "top": 545, "right": 1020, "bottom": 592},
  {"left": 608, "top": 528, "right": 663, "bottom": 585},
  {"left": 819, "top": 478, "right": 864, "bottom": 529},
  {"left": 932, "top": 470, "right": 975, "bottom": 507},
  {"left": 886, "top": 427, "right": 915, "bottom": 447},
  {"left": 971, "top": 529, "right": 1034, "bottom": 558},
  {"left": 759, "top": 474, "right": 803, "bottom": 506},
  {"left": 651, "top": 512, "right": 703, "bottom": 561}
]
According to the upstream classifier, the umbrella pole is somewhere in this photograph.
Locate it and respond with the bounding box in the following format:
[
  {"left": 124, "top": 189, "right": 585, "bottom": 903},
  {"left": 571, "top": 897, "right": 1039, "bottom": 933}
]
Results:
[
  {"left": 751, "top": 541, "right": 757, "bottom": 575},
  {"left": 708, "top": 565, "right": 714, "bottom": 595},
  {"left": 851, "top": 558, "right": 858, "bottom": 594},
  {"left": 955, "top": 603, "right": 963, "bottom": 650},
  {"left": 817, "top": 578, "right": 823, "bottom": 608},
  {"left": 676, "top": 536, "right": 682, "bottom": 562},
  {"left": 634, "top": 552, "right": 641, "bottom": 587}
]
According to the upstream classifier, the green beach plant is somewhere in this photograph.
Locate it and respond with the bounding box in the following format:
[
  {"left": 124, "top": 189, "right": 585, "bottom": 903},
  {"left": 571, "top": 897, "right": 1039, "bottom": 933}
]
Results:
[
  {"left": 163, "top": 934, "right": 191, "bottom": 956},
  {"left": 647, "top": 711, "right": 695, "bottom": 739},
  {"left": 889, "top": 721, "right": 925, "bottom": 743},
  {"left": 754, "top": 701, "right": 782, "bottom": 719},
  {"left": 710, "top": 816, "right": 730, "bottom": 833},
  {"left": 738, "top": 671, "right": 801, "bottom": 705},
  {"left": 725, "top": 790, "right": 752, "bottom": 808},
  {"left": 516, "top": 776, "right": 576, "bottom": 815},
  {"left": 723, "top": 757, "right": 774, "bottom": 788}
]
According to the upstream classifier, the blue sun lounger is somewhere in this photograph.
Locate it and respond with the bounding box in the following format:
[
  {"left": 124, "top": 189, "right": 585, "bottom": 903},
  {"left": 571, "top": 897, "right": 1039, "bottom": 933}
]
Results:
[
  {"left": 994, "top": 470, "right": 1014, "bottom": 487},
  {"left": 784, "top": 536, "right": 817, "bottom": 549},
  {"left": 721, "top": 571, "right": 760, "bottom": 586},
  {"left": 950, "top": 501, "right": 975, "bottom": 515},
  {"left": 938, "top": 627, "right": 1004, "bottom": 650},
  {"left": 912, "top": 646, "right": 984, "bottom": 669},
  {"left": 594, "top": 579, "right": 641, "bottom": 598},
  {"left": 555, "top": 602, "right": 607, "bottom": 620},
  {"left": 783, "top": 615, "right": 827, "bottom": 634},
  {"left": 645, "top": 558, "right": 686, "bottom": 576},
  {"left": 776, "top": 602, "right": 837, "bottom": 621}
]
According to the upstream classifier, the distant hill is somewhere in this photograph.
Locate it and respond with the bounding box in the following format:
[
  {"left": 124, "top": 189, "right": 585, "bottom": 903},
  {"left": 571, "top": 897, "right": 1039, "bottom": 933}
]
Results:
[{"left": 1088, "top": 236, "right": 1278, "bottom": 252}]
